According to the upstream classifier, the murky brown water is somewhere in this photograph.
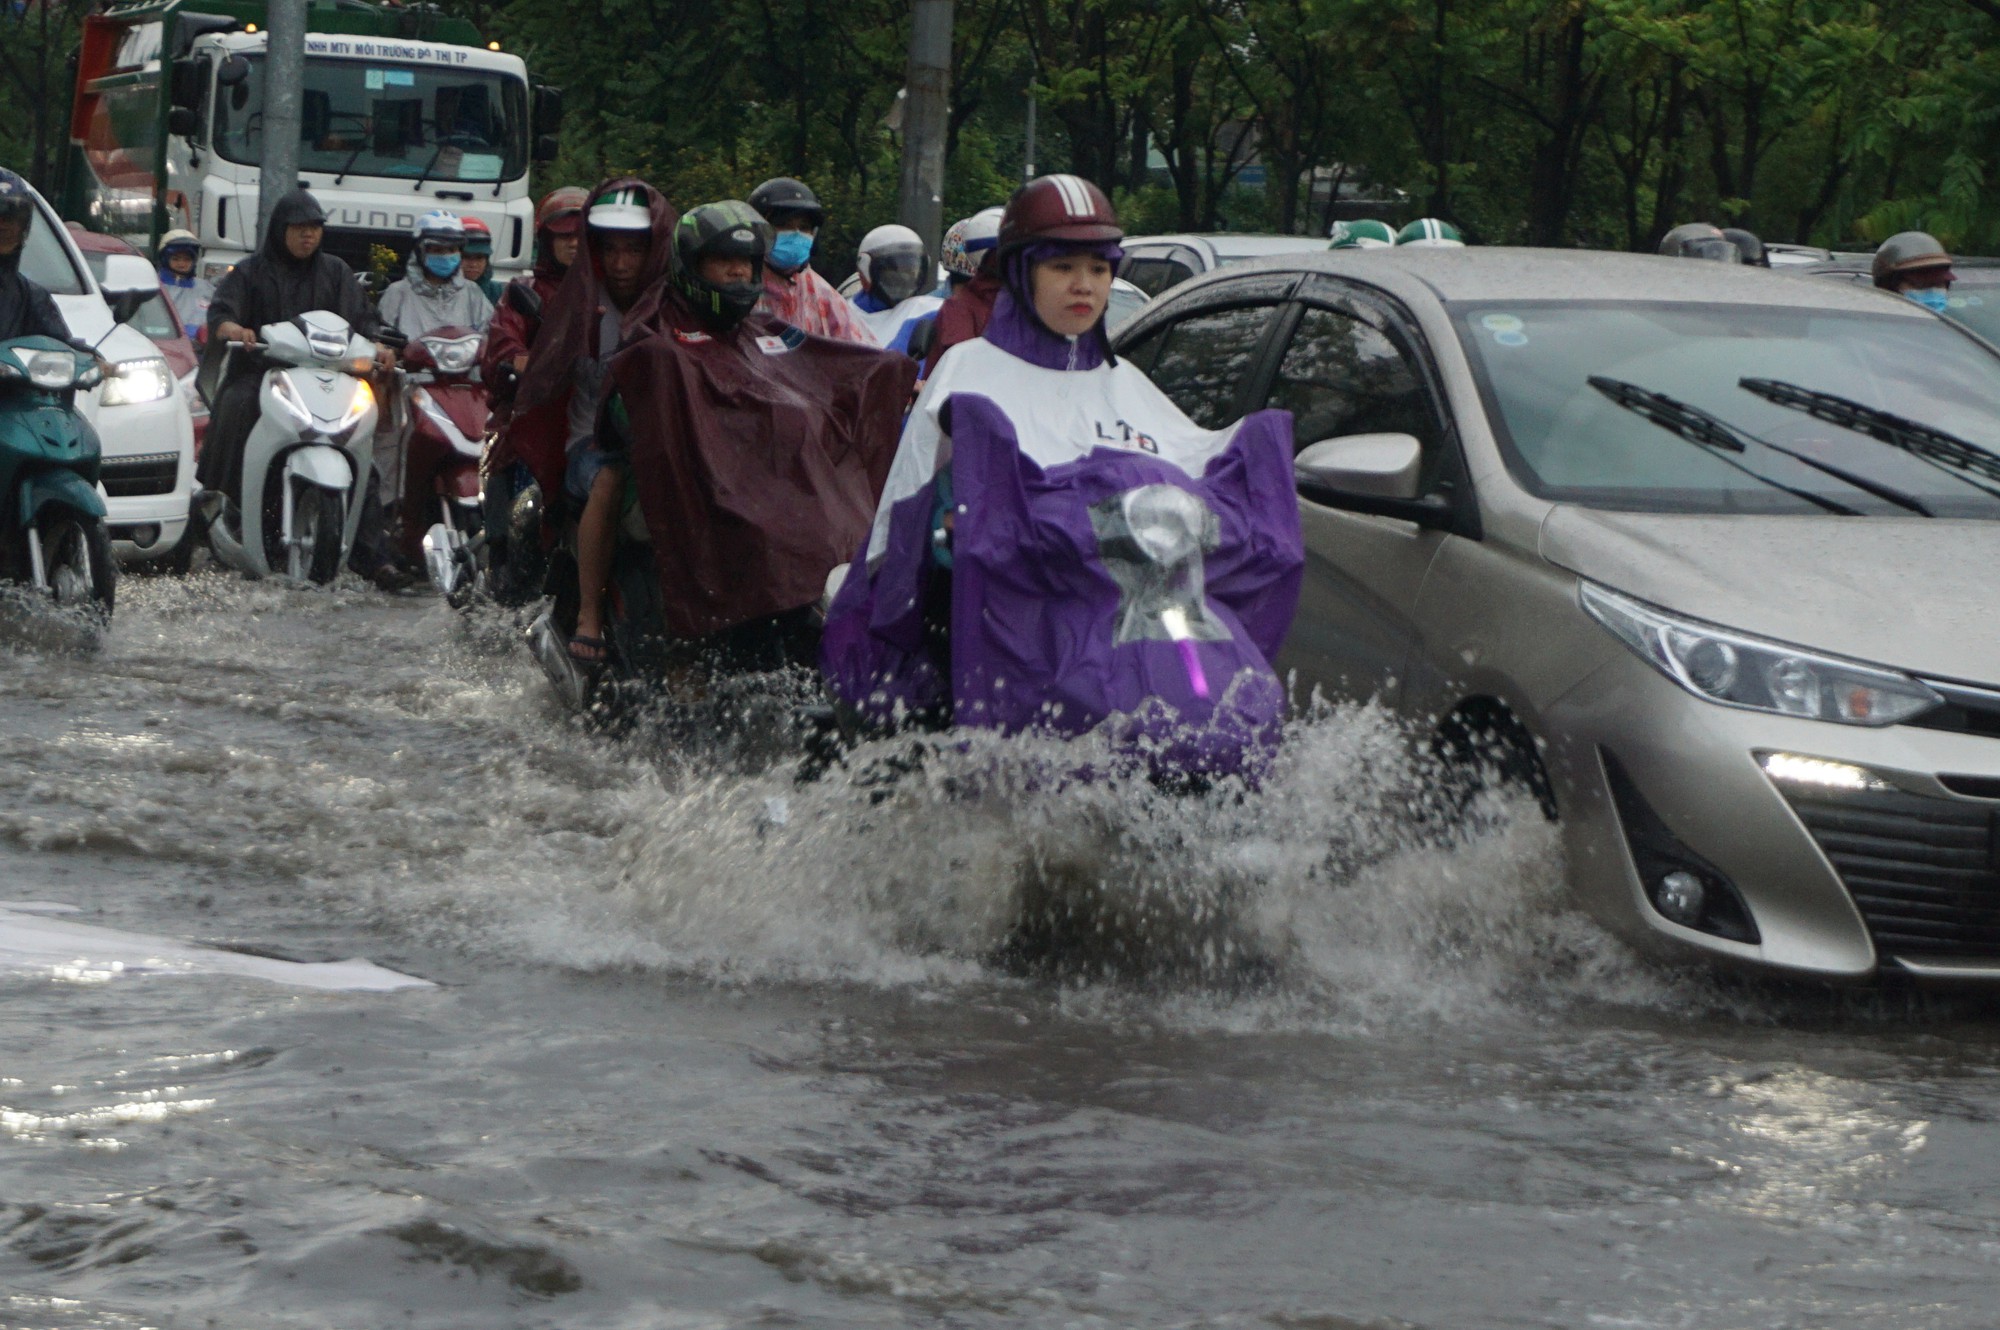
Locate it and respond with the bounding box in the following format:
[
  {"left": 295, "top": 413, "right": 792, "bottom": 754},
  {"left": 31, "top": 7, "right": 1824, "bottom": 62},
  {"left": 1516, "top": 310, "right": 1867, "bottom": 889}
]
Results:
[{"left": 4, "top": 572, "right": 1999, "bottom": 1329}]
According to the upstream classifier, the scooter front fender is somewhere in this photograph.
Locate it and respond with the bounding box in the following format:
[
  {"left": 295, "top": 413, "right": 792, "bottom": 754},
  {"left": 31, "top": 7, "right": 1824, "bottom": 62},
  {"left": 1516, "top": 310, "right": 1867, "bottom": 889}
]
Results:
[
  {"left": 18, "top": 467, "right": 107, "bottom": 528},
  {"left": 283, "top": 445, "right": 353, "bottom": 492}
]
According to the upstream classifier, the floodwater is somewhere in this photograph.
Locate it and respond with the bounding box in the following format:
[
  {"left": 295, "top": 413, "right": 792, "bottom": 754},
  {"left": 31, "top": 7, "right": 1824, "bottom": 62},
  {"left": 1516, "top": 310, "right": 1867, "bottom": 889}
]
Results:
[{"left": 3, "top": 574, "right": 1999, "bottom": 1329}]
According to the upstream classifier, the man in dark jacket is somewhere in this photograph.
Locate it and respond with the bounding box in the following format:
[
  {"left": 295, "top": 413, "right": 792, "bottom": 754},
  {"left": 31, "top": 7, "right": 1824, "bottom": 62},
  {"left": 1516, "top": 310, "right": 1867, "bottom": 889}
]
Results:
[
  {"left": 201, "top": 189, "right": 395, "bottom": 580},
  {"left": 0, "top": 169, "right": 86, "bottom": 351}
]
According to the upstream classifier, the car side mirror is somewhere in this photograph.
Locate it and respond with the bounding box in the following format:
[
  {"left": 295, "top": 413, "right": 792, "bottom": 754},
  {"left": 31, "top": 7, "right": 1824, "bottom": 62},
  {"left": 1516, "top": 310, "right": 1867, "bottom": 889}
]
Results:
[
  {"left": 1295, "top": 432, "right": 1423, "bottom": 501},
  {"left": 1294, "top": 431, "right": 1464, "bottom": 532},
  {"left": 533, "top": 135, "right": 561, "bottom": 164},
  {"left": 217, "top": 55, "right": 250, "bottom": 88},
  {"left": 107, "top": 289, "right": 149, "bottom": 325},
  {"left": 99, "top": 254, "right": 158, "bottom": 325}
]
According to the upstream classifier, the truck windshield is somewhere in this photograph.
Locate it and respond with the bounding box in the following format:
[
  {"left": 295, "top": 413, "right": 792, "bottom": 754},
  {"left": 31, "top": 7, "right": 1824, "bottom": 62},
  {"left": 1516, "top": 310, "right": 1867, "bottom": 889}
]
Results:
[{"left": 213, "top": 55, "right": 527, "bottom": 183}]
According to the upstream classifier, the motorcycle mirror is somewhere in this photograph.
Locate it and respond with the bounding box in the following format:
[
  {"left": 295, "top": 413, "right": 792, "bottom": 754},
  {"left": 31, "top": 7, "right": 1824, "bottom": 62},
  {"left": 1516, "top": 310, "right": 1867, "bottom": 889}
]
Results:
[{"left": 503, "top": 281, "right": 542, "bottom": 320}]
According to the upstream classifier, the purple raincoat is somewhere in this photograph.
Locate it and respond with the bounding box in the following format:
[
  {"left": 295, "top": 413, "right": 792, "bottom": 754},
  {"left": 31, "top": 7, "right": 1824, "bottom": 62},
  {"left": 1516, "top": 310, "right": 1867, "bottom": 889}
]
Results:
[{"left": 823, "top": 300, "right": 1303, "bottom": 779}]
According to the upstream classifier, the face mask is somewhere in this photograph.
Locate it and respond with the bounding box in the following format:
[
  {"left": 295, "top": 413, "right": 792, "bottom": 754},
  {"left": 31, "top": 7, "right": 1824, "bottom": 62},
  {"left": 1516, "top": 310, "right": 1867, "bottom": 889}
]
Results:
[
  {"left": 423, "top": 251, "right": 462, "bottom": 280},
  {"left": 769, "top": 230, "right": 814, "bottom": 272},
  {"left": 1904, "top": 287, "right": 1951, "bottom": 314}
]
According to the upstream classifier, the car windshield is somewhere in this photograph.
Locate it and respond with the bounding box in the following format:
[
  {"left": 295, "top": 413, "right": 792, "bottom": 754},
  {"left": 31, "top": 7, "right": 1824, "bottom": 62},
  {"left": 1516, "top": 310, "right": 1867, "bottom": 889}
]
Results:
[
  {"left": 1941, "top": 280, "right": 2000, "bottom": 345},
  {"left": 214, "top": 55, "right": 527, "bottom": 183},
  {"left": 1454, "top": 300, "right": 2000, "bottom": 518},
  {"left": 22, "top": 214, "right": 86, "bottom": 297}
]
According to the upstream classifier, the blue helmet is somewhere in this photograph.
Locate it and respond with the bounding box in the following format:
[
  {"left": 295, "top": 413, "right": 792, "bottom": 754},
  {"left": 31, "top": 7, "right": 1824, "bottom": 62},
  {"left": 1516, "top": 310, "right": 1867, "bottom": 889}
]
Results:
[{"left": 0, "top": 168, "right": 36, "bottom": 232}]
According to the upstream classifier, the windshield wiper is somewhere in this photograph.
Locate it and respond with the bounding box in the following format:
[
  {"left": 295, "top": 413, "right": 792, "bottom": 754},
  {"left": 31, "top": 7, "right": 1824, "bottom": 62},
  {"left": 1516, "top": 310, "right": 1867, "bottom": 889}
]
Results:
[
  {"left": 332, "top": 140, "right": 366, "bottom": 187},
  {"left": 1587, "top": 376, "right": 1868, "bottom": 516},
  {"left": 1738, "top": 377, "right": 2000, "bottom": 505},
  {"left": 409, "top": 141, "right": 446, "bottom": 193}
]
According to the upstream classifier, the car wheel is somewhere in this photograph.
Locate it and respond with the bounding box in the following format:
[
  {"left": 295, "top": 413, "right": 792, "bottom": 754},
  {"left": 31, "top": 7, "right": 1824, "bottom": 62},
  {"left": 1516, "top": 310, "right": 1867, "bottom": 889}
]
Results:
[{"left": 1431, "top": 699, "right": 1557, "bottom": 824}]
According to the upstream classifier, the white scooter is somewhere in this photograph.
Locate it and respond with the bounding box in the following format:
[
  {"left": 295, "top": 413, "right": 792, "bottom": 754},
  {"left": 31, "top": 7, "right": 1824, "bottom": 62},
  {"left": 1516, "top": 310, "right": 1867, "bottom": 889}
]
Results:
[{"left": 202, "top": 311, "right": 380, "bottom": 584}]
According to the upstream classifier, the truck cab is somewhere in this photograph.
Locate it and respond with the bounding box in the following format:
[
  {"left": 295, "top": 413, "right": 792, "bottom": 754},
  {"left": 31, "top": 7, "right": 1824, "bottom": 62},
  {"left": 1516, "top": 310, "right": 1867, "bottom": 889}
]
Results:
[{"left": 65, "top": 0, "right": 558, "bottom": 283}]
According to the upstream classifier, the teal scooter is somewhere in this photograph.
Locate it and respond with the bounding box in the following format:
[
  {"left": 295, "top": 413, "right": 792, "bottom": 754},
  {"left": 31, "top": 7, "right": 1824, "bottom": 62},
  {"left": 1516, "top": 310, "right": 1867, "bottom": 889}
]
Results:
[{"left": 0, "top": 334, "right": 116, "bottom": 628}]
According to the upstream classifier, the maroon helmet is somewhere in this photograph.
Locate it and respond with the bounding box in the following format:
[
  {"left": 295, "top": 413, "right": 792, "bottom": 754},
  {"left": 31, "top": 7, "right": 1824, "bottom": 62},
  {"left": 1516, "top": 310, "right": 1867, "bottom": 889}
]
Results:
[{"left": 998, "top": 173, "right": 1122, "bottom": 254}]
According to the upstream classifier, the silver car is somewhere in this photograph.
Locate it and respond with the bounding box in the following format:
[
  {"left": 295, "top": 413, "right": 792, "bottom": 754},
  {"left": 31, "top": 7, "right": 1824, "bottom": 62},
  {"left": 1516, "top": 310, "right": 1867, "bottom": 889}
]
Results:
[{"left": 1115, "top": 248, "right": 2000, "bottom": 983}]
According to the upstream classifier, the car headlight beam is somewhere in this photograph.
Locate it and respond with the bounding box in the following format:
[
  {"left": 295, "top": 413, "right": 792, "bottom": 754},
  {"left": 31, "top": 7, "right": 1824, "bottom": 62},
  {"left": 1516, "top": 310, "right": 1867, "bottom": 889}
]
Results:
[
  {"left": 1580, "top": 581, "right": 1943, "bottom": 727},
  {"left": 99, "top": 356, "right": 173, "bottom": 406}
]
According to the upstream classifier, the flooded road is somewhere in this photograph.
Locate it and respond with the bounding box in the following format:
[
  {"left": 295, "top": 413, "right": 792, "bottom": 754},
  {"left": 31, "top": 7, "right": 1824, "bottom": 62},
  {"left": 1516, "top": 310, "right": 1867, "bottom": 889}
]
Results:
[{"left": 4, "top": 573, "right": 1999, "bottom": 1329}]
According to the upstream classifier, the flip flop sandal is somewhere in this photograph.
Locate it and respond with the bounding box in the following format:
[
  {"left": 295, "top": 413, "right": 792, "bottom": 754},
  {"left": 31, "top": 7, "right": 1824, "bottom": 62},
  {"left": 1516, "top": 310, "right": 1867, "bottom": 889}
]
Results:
[{"left": 567, "top": 633, "right": 609, "bottom": 663}]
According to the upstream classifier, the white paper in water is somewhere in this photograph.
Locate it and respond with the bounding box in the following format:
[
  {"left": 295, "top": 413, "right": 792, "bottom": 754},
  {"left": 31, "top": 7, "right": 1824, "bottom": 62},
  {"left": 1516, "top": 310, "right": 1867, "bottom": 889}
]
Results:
[{"left": 0, "top": 902, "right": 435, "bottom": 993}]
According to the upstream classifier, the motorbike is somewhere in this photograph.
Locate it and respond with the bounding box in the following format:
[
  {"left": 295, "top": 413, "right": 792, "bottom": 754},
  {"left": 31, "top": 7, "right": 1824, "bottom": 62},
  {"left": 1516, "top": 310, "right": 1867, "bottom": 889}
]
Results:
[
  {"left": 0, "top": 335, "right": 117, "bottom": 628},
  {"left": 388, "top": 325, "right": 488, "bottom": 603},
  {"left": 200, "top": 311, "right": 380, "bottom": 584}
]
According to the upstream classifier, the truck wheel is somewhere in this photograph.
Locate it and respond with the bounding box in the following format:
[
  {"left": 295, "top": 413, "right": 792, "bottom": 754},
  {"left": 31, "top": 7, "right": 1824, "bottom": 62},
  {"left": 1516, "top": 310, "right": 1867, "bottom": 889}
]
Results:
[{"left": 36, "top": 510, "right": 116, "bottom": 625}]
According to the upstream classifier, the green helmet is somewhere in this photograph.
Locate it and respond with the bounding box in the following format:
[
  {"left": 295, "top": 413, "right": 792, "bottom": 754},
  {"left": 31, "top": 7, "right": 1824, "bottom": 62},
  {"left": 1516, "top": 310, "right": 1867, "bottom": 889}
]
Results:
[
  {"left": 1329, "top": 219, "right": 1396, "bottom": 250},
  {"left": 673, "top": 200, "right": 772, "bottom": 329},
  {"left": 1396, "top": 218, "right": 1466, "bottom": 248}
]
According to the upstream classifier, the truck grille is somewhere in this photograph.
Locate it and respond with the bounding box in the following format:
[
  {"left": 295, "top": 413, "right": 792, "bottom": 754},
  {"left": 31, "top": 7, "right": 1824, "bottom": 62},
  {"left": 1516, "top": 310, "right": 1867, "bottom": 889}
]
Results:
[
  {"left": 1785, "top": 785, "right": 2000, "bottom": 962},
  {"left": 99, "top": 452, "right": 182, "bottom": 498}
]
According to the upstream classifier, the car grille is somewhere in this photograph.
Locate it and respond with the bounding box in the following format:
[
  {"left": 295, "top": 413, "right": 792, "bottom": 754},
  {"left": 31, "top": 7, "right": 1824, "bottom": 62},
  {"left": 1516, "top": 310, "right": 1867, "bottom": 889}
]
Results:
[
  {"left": 1784, "top": 785, "right": 2000, "bottom": 962},
  {"left": 99, "top": 451, "right": 181, "bottom": 498}
]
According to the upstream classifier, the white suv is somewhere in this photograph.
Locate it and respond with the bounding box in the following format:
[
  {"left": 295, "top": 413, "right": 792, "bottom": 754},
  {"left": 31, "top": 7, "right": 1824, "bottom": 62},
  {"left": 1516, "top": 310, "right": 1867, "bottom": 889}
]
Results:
[{"left": 21, "top": 183, "right": 197, "bottom": 568}]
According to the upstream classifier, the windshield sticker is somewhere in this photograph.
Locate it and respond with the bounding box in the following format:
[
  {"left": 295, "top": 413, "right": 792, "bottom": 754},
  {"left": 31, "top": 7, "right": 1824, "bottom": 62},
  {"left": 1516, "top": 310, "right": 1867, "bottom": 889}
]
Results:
[
  {"left": 1480, "top": 313, "right": 1523, "bottom": 333},
  {"left": 364, "top": 69, "right": 384, "bottom": 90},
  {"left": 1493, "top": 329, "right": 1528, "bottom": 347},
  {"left": 1950, "top": 294, "right": 1985, "bottom": 308},
  {"left": 458, "top": 154, "right": 503, "bottom": 180}
]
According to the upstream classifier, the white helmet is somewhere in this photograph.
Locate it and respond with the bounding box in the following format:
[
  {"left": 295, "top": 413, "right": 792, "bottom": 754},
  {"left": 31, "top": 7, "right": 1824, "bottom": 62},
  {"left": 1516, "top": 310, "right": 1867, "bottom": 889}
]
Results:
[
  {"left": 940, "top": 205, "right": 1004, "bottom": 279},
  {"left": 412, "top": 209, "right": 465, "bottom": 247},
  {"left": 159, "top": 228, "right": 200, "bottom": 252},
  {"left": 856, "top": 223, "right": 929, "bottom": 305},
  {"left": 587, "top": 186, "right": 653, "bottom": 232}
]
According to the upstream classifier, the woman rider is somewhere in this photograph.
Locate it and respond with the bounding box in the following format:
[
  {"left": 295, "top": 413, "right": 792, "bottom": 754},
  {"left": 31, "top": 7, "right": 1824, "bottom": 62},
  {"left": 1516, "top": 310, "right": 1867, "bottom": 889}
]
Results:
[{"left": 822, "top": 175, "right": 1303, "bottom": 775}]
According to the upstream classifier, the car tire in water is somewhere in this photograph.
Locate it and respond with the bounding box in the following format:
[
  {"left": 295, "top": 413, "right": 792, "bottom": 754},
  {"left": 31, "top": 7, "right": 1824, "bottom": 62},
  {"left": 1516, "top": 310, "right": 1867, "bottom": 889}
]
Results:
[
  {"left": 34, "top": 509, "right": 116, "bottom": 624},
  {"left": 1429, "top": 699, "right": 1558, "bottom": 828}
]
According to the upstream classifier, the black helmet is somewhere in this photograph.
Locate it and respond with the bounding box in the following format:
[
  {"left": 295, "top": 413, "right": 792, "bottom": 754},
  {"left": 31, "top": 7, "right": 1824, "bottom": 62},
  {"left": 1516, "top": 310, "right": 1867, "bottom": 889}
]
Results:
[
  {"left": 0, "top": 168, "right": 37, "bottom": 233},
  {"left": 673, "top": 200, "right": 771, "bottom": 329},
  {"left": 747, "top": 177, "right": 825, "bottom": 229},
  {"left": 1659, "top": 222, "right": 1741, "bottom": 263},
  {"left": 1872, "top": 231, "right": 1953, "bottom": 290},
  {"left": 1720, "top": 227, "right": 1768, "bottom": 267}
]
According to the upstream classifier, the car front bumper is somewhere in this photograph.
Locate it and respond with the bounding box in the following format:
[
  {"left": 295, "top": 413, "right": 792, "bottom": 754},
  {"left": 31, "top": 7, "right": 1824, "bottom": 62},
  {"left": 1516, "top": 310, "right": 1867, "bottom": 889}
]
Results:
[{"left": 1545, "top": 654, "right": 2000, "bottom": 982}]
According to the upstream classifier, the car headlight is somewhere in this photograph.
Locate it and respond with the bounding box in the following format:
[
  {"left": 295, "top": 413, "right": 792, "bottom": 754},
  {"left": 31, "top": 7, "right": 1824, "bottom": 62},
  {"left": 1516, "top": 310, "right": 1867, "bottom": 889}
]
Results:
[
  {"left": 100, "top": 356, "right": 173, "bottom": 406},
  {"left": 1581, "top": 581, "right": 1943, "bottom": 727}
]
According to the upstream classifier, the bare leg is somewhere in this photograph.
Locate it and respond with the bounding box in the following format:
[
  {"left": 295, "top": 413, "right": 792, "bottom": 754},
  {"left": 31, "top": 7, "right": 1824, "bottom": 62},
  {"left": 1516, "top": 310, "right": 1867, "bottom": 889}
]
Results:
[{"left": 571, "top": 464, "right": 623, "bottom": 658}]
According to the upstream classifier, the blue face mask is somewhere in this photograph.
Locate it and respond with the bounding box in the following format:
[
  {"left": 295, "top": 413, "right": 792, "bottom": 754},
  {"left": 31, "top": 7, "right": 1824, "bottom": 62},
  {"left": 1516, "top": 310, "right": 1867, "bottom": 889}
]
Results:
[
  {"left": 423, "top": 251, "right": 462, "bottom": 280},
  {"left": 1904, "top": 287, "right": 1951, "bottom": 314},
  {"left": 769, "top": 230, "right": 814, "bottom": 272}
]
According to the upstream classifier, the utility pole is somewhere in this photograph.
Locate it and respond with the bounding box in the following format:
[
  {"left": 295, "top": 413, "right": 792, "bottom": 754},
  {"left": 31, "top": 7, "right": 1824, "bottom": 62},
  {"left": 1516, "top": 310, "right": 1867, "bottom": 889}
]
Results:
[
  {"left": 256, "top": 0, "right": 307, "bottom": 245},
  {"left": 1023, "top": 92, "right": 1037, "bottom": 182},
  {"left": 896, "top": 0, "right": 952, "bottom": 256}
]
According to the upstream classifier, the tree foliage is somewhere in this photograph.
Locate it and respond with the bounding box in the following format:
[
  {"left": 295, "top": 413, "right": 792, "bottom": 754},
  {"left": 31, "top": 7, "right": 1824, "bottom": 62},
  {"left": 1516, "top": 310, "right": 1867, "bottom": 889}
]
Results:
[{"left": 8, "top": 0, "right": 2000, "bottom": 258}]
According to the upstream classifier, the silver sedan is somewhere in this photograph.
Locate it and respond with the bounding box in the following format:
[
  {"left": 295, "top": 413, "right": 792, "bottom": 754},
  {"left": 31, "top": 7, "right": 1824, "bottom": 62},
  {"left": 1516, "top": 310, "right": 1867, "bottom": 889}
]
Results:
[{"left": 1114, "top": 247, "right": 2000, "bottom": 983}]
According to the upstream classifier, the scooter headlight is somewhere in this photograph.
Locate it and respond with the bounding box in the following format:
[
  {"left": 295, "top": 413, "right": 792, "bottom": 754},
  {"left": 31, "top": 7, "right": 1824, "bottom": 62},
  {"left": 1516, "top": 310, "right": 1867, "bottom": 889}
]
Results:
[
  {"left": 420, "top": 335, "right": 481, "bottom": 375},
  {"left": 100, "top": 356, "right": 173, "bottom": 406},
  {"left": 1121, "top": 484, "right": 1209, "bottom": 567},
  {"left": 27, "top": 351, "right": 79, "bottom": 391}
]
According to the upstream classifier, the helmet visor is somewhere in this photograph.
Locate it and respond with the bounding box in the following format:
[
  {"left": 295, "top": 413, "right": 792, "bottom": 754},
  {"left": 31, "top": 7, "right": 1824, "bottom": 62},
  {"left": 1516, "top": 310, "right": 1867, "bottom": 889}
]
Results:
[{"left": 870, "top": 251, "right": 927, "bottom": 304}]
